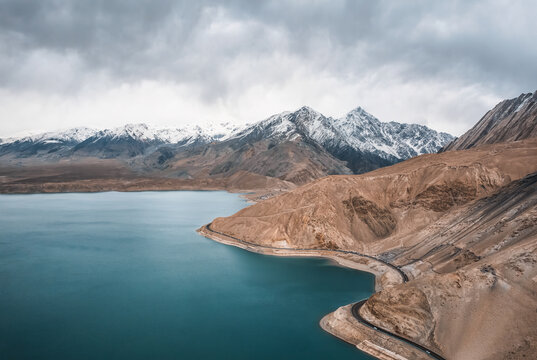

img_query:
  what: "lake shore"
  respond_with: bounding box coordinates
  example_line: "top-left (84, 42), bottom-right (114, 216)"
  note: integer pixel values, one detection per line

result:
top-left (197, 224), bottom-right (432, 360)
top-left (3, 191), bottom-right (380, 359)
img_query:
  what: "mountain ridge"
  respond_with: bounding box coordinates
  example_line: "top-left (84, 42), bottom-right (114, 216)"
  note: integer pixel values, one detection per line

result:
top-left (0, 106), bottom-right (453, 185)
top-left (1, 106), bottom-right (452, 159)
top-left (442, 90), bottom-right (537, 151)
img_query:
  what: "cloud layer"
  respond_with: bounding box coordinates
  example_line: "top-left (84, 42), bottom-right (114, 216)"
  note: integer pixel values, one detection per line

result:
top-left (0, 0), bottom-right (535, 137)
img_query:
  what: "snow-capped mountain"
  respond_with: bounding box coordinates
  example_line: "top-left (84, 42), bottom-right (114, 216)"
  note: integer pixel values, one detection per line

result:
top-left (0, 127), bottom-right (99, 157)
top-left (3, 127), bottom-right (98, 145)
top-left (71, 123), bottom-right (242, 158)
top-left (230, 106), bottom-right (453, 172)
top-left (0, 106), bottom-right (453, 179)
top-left (1, 122), bottom-right (240, 146)
top-left (83, 122), bottom-right (241, 145)
top-left (0, 122), bottom-right (241, 158)
top-left (335, 107), bottom-right (453, 160)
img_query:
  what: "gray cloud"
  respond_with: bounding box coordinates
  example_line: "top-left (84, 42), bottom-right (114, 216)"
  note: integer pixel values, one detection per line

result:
top-left (0, 0), bottom-right (535, 136)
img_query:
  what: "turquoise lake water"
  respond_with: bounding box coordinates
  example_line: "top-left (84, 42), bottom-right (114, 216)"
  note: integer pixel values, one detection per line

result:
top-left (0, 191), bottom-right (374, 359)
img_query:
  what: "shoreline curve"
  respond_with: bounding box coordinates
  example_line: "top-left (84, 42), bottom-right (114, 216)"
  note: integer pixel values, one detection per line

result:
top-left (198, 223), bottom-right (444, 360)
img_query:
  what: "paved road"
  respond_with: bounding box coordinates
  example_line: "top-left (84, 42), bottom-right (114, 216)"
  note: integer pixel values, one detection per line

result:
top-left (205, 223), bottom-right (408, 282)
top-left (352, 300), bottom-right (446, 360)
top-left (203, 223), bottom-right (444, 360)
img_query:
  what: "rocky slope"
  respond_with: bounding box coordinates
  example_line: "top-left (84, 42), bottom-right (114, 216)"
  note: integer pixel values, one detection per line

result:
top-left (210, 138), bottom-right (537, 251)
top-left (207, 140), bottom-right (537, 358)
top-left (206, 92), bottom-right (537, 359)
top-left (361, 172), bottom-right (537, 359)
top-left (442, 90), bottom-right (537, 151)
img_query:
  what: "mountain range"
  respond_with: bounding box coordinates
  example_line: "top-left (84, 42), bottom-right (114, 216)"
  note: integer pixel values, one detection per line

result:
top-left (0, 106), bottom-right (453, 187)
top-left (0, 122), bottom-right (240, 158)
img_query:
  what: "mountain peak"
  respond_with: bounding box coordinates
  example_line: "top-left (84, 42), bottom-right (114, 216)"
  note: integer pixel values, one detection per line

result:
top-left (297, 105), bottom-right (316, 112)
top-left (344, 106), bottom-right (381, 126)
top-left (122, 123), bottom-right (150, 131)
top-left (348, 106), bottom-right (366, 114)
top-left (346, 106), bottom-right (372, 117)
top-left (295, 106), bottom-right (322, 117)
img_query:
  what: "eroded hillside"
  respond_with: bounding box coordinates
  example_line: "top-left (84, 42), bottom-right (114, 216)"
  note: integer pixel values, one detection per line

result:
top-left (210, 138), bottom-right (537, 254)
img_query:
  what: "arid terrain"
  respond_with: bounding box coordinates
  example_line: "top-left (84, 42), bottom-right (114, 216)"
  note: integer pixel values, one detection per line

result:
top-left (0, 160), bottom-right (295, 201)
top-left (204, 91), bottom-right (537, 359)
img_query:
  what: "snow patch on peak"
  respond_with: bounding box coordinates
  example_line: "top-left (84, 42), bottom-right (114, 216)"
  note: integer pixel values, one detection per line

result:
top-left (85, 121), bottom-right (243, 145)
top-left (4, 127), bottom-right (98, 145)
top-left (3, 121), bottom-right (244, 148)
top-left (296, 105), bottom-right (320, 115)
top-left (235, 105), bottom-right (454, 161)
top-left (346, 106), bottom-right (369, 117)
top-left (514, 93), bottom-right (533, 113)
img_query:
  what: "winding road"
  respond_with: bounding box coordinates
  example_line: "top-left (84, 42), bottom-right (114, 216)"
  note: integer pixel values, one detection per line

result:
top-left (205, 223), bottom-right (408, 281)
top-left (203, 223), bottom-right (445, 360)
top-left (352, 300), bottom-right (446, 360)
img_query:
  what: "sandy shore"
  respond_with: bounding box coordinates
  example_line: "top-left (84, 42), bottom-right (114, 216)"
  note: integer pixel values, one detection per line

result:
top-left (197, 224), bottom-right (431, 360)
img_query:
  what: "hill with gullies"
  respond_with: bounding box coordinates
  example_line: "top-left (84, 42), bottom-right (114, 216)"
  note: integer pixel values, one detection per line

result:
top-left (207, 91), bottom-right (537, 359)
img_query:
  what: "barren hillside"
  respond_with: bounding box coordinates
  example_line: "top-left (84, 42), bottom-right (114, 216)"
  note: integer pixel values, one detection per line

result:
top-left (211, 138), bottom-right (537, 255)
top-left (207, 94), bottom-right (537, 359)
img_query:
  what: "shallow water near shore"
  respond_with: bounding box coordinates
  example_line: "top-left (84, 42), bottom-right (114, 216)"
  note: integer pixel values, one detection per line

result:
top-left (0, 191), bottom-right (374, 359)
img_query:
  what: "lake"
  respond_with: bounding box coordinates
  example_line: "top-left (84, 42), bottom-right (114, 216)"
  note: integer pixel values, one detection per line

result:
top-left (0, 191), bottom-right (374, 359)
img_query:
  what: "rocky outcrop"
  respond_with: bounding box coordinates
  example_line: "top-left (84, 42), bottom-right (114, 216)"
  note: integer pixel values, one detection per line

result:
top-left (343, 196), bottom-right (397, 237)
top-left (413, 181), bottom-right (477, 212)
top-left (360, 287), bottom-right (435, 344)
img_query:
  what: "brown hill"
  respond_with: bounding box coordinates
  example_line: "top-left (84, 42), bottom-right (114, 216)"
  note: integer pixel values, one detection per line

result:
top-left (153, 138), bottom-right (352, 185)
top-left (361, 171), bottom-right (537, 359)
top-left (210, 138), bottom-right (537, 253)
top-left (207, 136), bottom-right (537, 359)
top-left (442, 90), bottom-right (537, 151)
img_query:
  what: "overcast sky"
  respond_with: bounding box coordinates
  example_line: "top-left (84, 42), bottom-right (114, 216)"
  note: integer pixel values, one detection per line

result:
top-left (0, 0), bottom-right (535, 137)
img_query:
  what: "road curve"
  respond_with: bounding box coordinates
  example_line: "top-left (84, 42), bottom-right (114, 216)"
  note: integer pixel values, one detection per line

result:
top-left (352, 300), bottom-right (446, 360)
top-left (205, 223), bottom-right (408, 282)
top-left (203, 223), bottom-right (445, 360)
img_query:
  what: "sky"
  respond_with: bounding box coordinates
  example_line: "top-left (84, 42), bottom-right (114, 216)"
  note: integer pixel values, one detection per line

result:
top-left (0, 0), bottom-right (536, 138)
